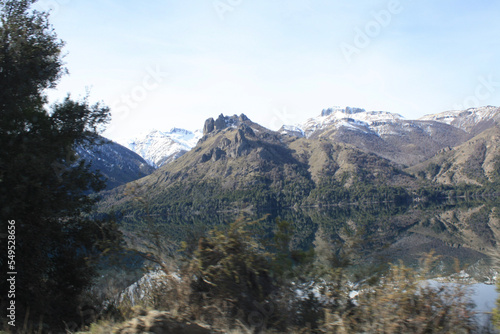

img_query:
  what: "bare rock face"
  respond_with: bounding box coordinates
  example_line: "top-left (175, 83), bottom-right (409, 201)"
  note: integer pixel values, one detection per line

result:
top-left (202, 113), bottom-right (250, 136)
top-left (203, 117), bottom-right (215, 135)
top-left (214, 114), bottom-right (227, 132)
top-left (115, 309), bottom-right (211, 334)
top-left (200, 124), bottom-right (254, 162)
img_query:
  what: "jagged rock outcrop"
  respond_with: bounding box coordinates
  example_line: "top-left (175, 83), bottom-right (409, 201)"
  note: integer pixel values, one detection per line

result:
top-left (203, 117), bottom-right (215, 135)
top-left (202, 113), bottom-right (250, 136)
top-left (200, 124), bottom-right (254, 162)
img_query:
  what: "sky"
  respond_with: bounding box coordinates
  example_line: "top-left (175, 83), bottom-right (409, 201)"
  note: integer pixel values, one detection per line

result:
top-left (35, 0), bottom-right (500, 141)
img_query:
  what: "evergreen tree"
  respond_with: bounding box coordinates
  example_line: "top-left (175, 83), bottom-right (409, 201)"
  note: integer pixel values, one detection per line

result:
top-left (0, 0), bottom-right (119, 330)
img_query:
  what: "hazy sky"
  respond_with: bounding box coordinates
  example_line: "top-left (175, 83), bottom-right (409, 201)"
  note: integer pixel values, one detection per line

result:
top-left (36, 0), bottom-right (500, 141)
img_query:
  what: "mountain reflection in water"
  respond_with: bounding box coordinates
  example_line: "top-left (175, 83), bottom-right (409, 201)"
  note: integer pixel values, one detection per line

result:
top-left (120, 197), bottom-right (500, 283)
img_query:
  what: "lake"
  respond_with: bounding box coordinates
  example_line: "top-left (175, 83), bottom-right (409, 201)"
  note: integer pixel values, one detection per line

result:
top-left (114, 196), bottom-right (500, 325)
top-left (120, 196), bottom-right (500, 282)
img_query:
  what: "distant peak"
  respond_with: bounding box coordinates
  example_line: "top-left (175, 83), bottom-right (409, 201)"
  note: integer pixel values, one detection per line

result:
top-left (321, 106), bottom-right (366, 117)
top-left (169, 127), bottom-right (191, 134)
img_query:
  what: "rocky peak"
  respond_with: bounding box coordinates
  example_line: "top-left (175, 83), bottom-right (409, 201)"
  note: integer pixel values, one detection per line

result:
top-left (203, 113), bottom-right (251, 135)
top-left (203, 117), bottom-right (215, 135)
top-left (214, 114), bottom-right (228, 131)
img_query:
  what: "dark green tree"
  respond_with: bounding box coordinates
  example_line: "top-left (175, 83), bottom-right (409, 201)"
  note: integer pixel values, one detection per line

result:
top-left (0, 0), bottom-right (120, 331)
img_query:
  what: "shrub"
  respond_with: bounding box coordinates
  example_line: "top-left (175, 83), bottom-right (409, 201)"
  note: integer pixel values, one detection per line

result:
top-left (100, 221), bottom-right (483, 334)
top-left (187, 219), bottom-right (276, 327)
top-left (322, 261), bottom-right (476, 333)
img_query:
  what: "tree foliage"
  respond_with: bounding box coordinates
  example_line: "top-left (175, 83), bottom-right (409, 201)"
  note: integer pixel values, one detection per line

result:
top-left (0, 0), bottom-right (119, 331)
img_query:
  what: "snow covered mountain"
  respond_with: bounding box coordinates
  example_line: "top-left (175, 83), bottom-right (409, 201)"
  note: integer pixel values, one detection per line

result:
top-left (280, 106), bottom-right (413, 138)
top-left (119, 128), bottom-right (203, 168)
top-left (110, 106), bottom-right (499, 173)
top-left (295, 106), bottom-right (405, 138)
top-left (281, 105), bottom-right (499, 139)
top-left (280, 105), bottom-right (499, 166)
top-left (419, 106), bottom-right (500, 135)
top-left (280, 106), bottom-right (469, 166)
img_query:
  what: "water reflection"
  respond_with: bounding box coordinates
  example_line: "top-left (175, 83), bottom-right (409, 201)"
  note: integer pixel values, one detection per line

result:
top-left (120, 197), bottom-right (500, 283)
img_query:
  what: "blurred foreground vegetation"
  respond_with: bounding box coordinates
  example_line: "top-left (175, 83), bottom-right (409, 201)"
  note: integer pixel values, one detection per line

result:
top-left (66, 218), bottom-right (498, 334)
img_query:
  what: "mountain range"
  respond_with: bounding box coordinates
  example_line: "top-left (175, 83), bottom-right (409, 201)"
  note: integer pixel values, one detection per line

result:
top-left (81, 106), bottom-right (499, 201)
top-left (279, 106), bottom-right (499, 167)
top-left (96, 106), bottom-right (500, 216)
top-left (75, 129), bottom-right (202, 189)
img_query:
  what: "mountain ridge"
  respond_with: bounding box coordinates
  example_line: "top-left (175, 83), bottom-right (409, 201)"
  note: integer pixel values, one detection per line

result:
top-left (282, 105), bottom-right (499, 138)
top-left (96, 106), bottom-right (499, 213)
top-left (407, 125), bottom-right (500, 186)
top-left (280, 106), bottom-right (499, 166)
top-left (110, 106), bottom-right (499, 170)
top-left (419, 106), bottom-right (500, 135)
top-left (98, 113), bottom-right (424, 215)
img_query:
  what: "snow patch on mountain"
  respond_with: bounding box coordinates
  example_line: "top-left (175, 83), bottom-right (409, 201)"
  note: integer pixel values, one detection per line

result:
top-left (282, 106), bottom-right (405, 138)
top-left (119, 128), bottom-right (203, 168)
top-left (282, 105), bottom-right (499, 140)
top-left (280, 124), bottom-right (305, 136)
top-left (419, 106), bottom-right (499, 132)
